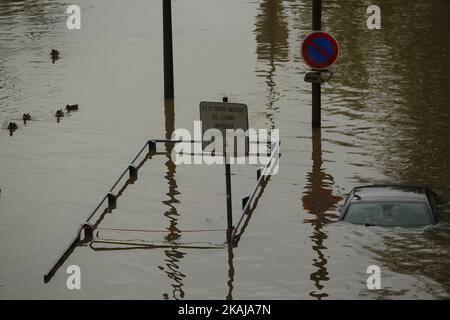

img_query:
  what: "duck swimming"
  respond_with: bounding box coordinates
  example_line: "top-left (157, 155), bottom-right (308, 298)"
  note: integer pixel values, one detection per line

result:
top-left (22, 113), bottom-right (31, 124)
top-left (55, 109), bottom-right (64, 123)
top-left (51, 49), bottom-right (59, 63)
top-left (7, 122), bottom-right (18, 130)
top-left (7, 122), bottom-right (18, 136)
top-left (65, 104), bottom-right (79, 112)
top-left (55, 109), bottom-right (64, 117)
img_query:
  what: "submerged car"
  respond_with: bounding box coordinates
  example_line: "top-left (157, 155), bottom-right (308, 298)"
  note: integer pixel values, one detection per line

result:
top-left (339, 185), bottom-right (439, 227)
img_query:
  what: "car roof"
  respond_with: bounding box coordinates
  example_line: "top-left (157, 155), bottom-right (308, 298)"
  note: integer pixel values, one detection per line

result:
top-left (349, 185), bottom-right (430, 203)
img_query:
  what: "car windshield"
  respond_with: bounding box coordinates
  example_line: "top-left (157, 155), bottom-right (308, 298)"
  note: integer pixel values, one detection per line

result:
top-left (344, 202), bottom-right (432, 227)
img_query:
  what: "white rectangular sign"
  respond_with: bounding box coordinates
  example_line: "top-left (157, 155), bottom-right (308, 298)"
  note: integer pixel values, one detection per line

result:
top-left (199, 101), bottom-right (249, 133)
top-left (199, 101), bottom-right (249, 155)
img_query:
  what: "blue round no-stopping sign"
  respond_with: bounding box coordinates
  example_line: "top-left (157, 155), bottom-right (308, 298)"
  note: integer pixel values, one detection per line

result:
top-left (301, 31), bottom-right (340, 70)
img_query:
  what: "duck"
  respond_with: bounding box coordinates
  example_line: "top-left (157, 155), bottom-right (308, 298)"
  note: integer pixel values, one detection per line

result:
top-left (65, 104), bottom-right (79, 112)
top-left (51, 49), bottom-right (59, 63)
top-left (22, 113), bottom-right (31, 124)
top-left (55, 109), bottom-right (64, 118)
top-left (7, 122), bottom-right (18, 131)
top-left (7, 122), bottom-right (18, 136)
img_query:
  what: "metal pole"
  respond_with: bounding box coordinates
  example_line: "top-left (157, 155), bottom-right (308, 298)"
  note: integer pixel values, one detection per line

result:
top-left (225, 161), bottom-right (233, 242)
top-left (313, 0), bottom-right (321, 30)
top-left (312, 83), bottom-right (321, 127)
top-left (163, 0), bottom-right (174, 99)
top-left (222, 97), bottom-right (233, 243)
top-left (312, 0), bottom-right (322, 128)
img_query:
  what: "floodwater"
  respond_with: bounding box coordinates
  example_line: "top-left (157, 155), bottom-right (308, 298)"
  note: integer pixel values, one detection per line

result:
top-left (1, 0), bottom-right (450, 299)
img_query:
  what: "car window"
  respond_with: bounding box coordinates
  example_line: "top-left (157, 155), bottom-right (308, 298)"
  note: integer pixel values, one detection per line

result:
top-left (344, 202), bottom-right (432, 227)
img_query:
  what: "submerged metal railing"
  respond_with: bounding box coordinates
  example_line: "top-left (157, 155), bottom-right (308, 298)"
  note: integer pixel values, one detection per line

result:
top-left (43, 138), bottom-right (280, 283)
top-left (233, 139), bottom-right (280, 240)
top-left (44, 140), bottom-right (155, 283)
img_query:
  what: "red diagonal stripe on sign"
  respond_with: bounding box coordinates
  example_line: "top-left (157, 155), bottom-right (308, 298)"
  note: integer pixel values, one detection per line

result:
top-left (308, 39), bottom-right (333, 60)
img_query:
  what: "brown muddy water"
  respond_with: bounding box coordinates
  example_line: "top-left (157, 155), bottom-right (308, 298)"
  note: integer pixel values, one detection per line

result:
top-left (1, 0), bottom-right (450, 299)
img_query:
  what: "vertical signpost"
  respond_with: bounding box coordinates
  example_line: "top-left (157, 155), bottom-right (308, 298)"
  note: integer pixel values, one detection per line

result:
top-left (312, 0), bottom-right (322, 128)
top-left (222, 97), bottom-right (233, 243)
top-left (302, 0), bottom-right (340, 128)
top-left (199, 98), bottom-right (249, 243)
top-left (163, 0), bottom-right (174, 99)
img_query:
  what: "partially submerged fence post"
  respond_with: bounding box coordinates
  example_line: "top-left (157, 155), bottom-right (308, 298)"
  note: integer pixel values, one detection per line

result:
top-left (82, 223), bottom-right (94, 240)
top-left (148, 140), bottom-right (157, 153)
top-left (128, 164), bottom-right (138, 180)
top-left (107, 192), bottom-right (117, 208)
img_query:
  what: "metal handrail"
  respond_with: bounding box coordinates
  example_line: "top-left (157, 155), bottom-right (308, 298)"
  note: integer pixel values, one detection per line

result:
top-left (44, 140), bottom-right (152, 283)
top-left (43, 138), bottom-right (280, 283)
top-left (233, 139), bottom-right (280, 236)
top-left (85, 141), bottom-right (150, 223)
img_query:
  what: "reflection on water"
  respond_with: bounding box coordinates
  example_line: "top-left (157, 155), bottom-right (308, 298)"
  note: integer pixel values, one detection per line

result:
top-left (302, 128), bottom-right (341, 299)
top-left (255, 0), bottom-right (288, 63)
top-left (323, 0), bottom-right (450, 191)
top-left (161, 248), bottom-right (186, 300)
top-left (162, 100), bottom-right (181, 242)
top-left (252, 0), bottom-right (450, 298)
top-left (320, 0), bottom-right (450, 294)
top-left (226, 244), bottom-right (235, 300)
top-left (255, 0), bottom-right (288, 129)
top-left (0, 0), bottom-right (66, 115)
top-left (160, 100), bottom-right (186, 300)
top-left (369, 225), bottom-right (450, 297)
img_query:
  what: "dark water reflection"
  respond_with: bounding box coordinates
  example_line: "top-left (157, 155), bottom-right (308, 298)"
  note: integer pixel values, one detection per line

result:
top-left (257, 0), bottom-right (450, 298)
top-left (321, 0), bottom-right (450, 191)
top-left (367, 226), bottom-right (450, 298)
top-left (226, 244), bottom-right (235, 300)
top-left (161, 100), bottom-right (186, 300)
top-left (322, 1), bottom-right (450, 295)
top-left (255, 0), bottom-right (289, 128)
top-left (0, 0), bottom-right (66, 112)
top-left (302, 128), bottom-right (341, 299)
